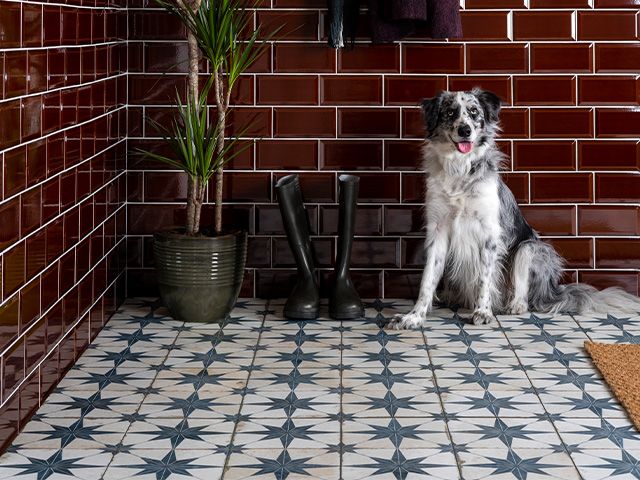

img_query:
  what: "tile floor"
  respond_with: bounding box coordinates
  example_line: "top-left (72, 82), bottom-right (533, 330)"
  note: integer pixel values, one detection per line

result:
top-left (2, 298), bottom-right (640, 479)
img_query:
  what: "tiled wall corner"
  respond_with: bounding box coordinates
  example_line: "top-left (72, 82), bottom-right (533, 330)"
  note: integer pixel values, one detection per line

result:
top-left (0, 0), bottom-right (128, 451)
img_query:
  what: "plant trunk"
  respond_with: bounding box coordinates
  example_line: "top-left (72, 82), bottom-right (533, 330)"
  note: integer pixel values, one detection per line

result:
top-left (193, 180), bottom-right (206, 235)
top-left (186, 175), bottom-right (198, 235)
top-left (213, 71), bottom-right (230, 236)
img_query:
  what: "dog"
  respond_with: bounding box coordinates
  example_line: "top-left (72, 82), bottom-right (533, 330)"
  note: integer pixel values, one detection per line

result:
top-left (389, 89), bottom-right (640, 329)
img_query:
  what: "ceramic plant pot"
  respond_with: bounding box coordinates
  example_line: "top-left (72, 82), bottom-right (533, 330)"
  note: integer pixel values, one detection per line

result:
top-left (153, 229), bottom-right (247, 323)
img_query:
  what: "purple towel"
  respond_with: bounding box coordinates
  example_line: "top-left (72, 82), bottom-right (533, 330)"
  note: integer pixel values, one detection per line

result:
top-left (369, 0), bottom-right (462, 43)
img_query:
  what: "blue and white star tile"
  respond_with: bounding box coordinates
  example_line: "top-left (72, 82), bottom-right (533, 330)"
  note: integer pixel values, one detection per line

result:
top-left (458, 449), bottom-right (581, 480)
top-left (526, 368), bottom-right (608, 397)
top-left (341, 447), bottom-right (459, 480)
top-left (119, 417), bottom-right (235, 450)
top-left (240, 387), bottom-right (340, 419)
top-left (496, 313), bottom-right (580, 332)
top-left (11, 417), bottom-right (130, 451)
top-left (426, 328), bottom-right (510, 351)
top-left (440, 390), bottom-right (545, 418)
top-left (56, 366), bottom-right (157, 393)
top-left (447, 417), bottom-right (563, 451)
top-left (342, 389), bottom-right (442, 418)
top-left (570, 449), bottom-right (640, 480)
top-left (538, 390), bottom-right (626, 420)
top-left (342, 417), bottom-right (450, 450)
top-left (151, 366), bottom-right (249, 393)
top-left (225, 448), bottom-right (340, 480)
top-left (35, 390), bottom-right (145, 420)
top-left (102, 449), bottom-right (226, 480)
top-left (342, 365), bottom-right (435, 391)
top-left (553, 416), bottom-right (640, 451)
top-left (247, 368), bottom-right (340, 393)
top-left (429, 346), bottom-right (521, 370)
top-left (0, 449), bottom-right (113, 480)
top-left (434, 367), bottom-right (533, 393)
top-left (232, 417), bottom-right (340, 450)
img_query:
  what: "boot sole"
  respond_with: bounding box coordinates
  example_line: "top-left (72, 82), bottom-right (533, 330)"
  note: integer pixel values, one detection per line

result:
top-left (284, 309), bottom-right (319, 320)
top-left (329, 309), bottom-right (365, 320)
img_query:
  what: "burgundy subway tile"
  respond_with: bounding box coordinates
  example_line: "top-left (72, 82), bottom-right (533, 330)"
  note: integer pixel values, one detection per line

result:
top-left (596, 239), bottom-right (640, 268)
top-left (579, 206), bottom-right (640, 235)
top-left (531, 44), bottom-right (593, 73)
top-left (513, 11), bottom-right (574, 40)
top-left (274, 108), bottom-right (334, 138)
top-left (531, 0), bottom-right (590, 5)
top-left (0, 295), bottom-right (19, 353)
top-left (596, 108), bottom-right (640, 138)
top-left (25, 318), bottom-right (46, 374)
top-left (531, 108), bottom-right (594, 138)
top-left (321, 75), bottom-right (382, 106)
top-left (578, 11), bottom-right (638, 40)
top-left (320, 205), bottom-right (383, 236)
top-left (320, 141), bottom-right (383, 170)
top-left (257, 11), bottom-right (319, 41)
top-left (47, 49), bottom-right (66, 90)
top-left (383, 271), bottom-right (422, 298)
top-left (579, 77), bottom-right (639, 106)
top-left (466, 0), bottom-right (526, 6)
top-left (513, 141), bottom-right (576, 171)
top-left (596, 173), bottom-right (640, 203)
top-left (27, 51), bottom-right (47, 95)
top-left (339, 45), bottom-right (400, 73)
top-left (4, 51), bottom-right (27, 98)
top-left (21, 188), bottom-right (42, 237)
top-left (41, 263), bottom-right (59, 313)
top-left (546, 238), bottom-right (593, 268)
top-left (449, 76), bottom-right (512, 104)
top-left (25, 230), bottom-right (46, 280)
top-left (531, 173), bottom-right (593, 203)
top-left (0, 100), bottom-right (21, 150)
top-left (384, 205), bottom-right (424, 236)
top-left (514, 76), bottom-right (576, 106)
top-left (274, 172), bottom-right (335, 203)
top-left (61, 8), bottom-right (78, 44)
top-left (403, 45), bottom-right (464, 74)
top-left (256, 270), bottom-right (302, 298)
top-left (595, 44), bottom-right (640, 73)
top-left (222, 172), bottom-right (271, 203)
top-left (402, 173), bottom-right (424, 203)
top-left (3, 146), bottom-right (26, 198)
top-left (0, 2), bottom-right (21, 48)
top-left (520, 205), bottom-right (577, 235)
top-left (21, 96), bottom-right (43, 143)
top-left (401, 238), bottom-right (426, 268)
top-left (274, 43), bottom-right (335, 73)
top-left (45, 219), bottom-right (64, 263)
top-left (502, 173), bottom-right (529, 203)
top-left (129, 10), bottom-right (186, 41)
top-left (63, 207), bottom-right (80, 251)
top-left (595, 0), bottom-right (640, 5)
top-left (354, 172), bottom-right (400, 203)
top-left (500, 108), bottom-right (529, 138)
top-left (350, 238), bottom-right (400, 268)
top-left (459, 11), bottom-right (510, 40)
top-left (256, 140), bottom-right (318, 170)
top-left (3, 338), bottom-right (24, 399)
top-left (466, 44), bottom-right (528, 74)
top-left (144, 172), bottom-right (188, 202)
top-left (258, 75), bottom-right (318, 105)
top-left (225, 107), bottom-right (271, 137)
top-left (246, 237), bottom-right (271, 269)
top-left (579, 271), bottom-right (638, 296)
top-left (256, 205), bottom-right (318, 235)
top-left (402, 108), bottom-right (426, 139)
top-left (385, 76), bottom-right (446, 106)
top-left (338, 108), bottom-right (400, 138)
top-left (0, 198), bottom-right (20, 250)
top-left (26, 140), bottom-right (47, 188)
top-left (578, 141), bottom-right (639, 170)
top-left (385, 141), bottom-right (423, 171)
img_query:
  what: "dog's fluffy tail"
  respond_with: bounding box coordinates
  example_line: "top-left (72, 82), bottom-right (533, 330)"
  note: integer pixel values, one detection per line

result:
top-left (541, 283), bottom-right (640, 315)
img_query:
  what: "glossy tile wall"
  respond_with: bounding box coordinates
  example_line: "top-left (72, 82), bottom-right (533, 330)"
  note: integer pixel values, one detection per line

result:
top-left (0, 0), bottom-right (128, 451)
top-left (127, 0), bottom-right (640, 299)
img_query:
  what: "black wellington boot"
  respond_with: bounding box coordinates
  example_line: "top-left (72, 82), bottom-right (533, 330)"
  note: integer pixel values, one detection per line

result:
top-left (329, 174), bottom-right (364, 319)
top-left (275, 175), bottom-right (320, 319)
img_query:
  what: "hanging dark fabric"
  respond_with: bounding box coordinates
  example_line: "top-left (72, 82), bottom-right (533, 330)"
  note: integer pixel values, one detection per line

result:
top-left (327, 0), bottom-right (462, 47)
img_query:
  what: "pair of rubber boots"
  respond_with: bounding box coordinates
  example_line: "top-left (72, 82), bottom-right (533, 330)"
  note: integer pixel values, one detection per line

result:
top-left (275, 174), bottom-right (364, 320)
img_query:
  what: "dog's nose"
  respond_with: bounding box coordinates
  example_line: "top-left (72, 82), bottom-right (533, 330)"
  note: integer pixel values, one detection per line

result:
top-left (457, 124), bottom-right (471, 138)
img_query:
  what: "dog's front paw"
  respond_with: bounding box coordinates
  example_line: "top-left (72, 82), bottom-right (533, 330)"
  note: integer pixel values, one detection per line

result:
top-left (507, 300), bottom-right (528, 315)
top-left (471, 310), bottom-right (496, 326)
top-left (387, 311), bottom-right (425, 330)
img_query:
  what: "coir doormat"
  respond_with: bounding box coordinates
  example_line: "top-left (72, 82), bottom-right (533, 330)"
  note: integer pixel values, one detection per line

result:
top-left (585, 341), bottom-right (640, 431)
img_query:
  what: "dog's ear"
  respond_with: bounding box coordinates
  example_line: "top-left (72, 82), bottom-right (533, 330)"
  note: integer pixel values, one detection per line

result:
top-left (474, 89), bottom-right (501, 124)
top-left (420, 94), bottom-right (442, 137)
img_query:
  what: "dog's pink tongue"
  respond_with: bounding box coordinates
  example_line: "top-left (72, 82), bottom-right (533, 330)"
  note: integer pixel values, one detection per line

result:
top-left (457, 141), bottom-right (473, 154)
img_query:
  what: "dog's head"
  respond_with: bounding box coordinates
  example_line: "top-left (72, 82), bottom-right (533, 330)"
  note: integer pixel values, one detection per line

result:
top-left (421, 89), bottom-right (501, 155)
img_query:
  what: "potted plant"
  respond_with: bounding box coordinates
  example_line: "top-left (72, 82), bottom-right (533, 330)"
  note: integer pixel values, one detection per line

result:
top-left (139, 0), bottom-right (267, 322)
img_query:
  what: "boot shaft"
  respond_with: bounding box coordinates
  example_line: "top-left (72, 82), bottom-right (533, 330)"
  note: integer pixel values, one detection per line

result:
top-left (335, 174), bottom-right (359, 278)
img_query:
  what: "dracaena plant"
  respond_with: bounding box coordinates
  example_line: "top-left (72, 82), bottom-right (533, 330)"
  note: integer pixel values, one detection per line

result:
top-left (141, 0), bottom-right (269, 236)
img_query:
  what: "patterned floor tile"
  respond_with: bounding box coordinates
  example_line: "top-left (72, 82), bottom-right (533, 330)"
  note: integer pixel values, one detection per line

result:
top-left (458, 450), bottom-right (580, 479)
top-left (1, 297), bottom-right (636, 480)
top-left (0, 449), bottom-right (112, 480)
top-left (103, 449), bottom-right (226, 480)
top-left (342, 448), bottom-right (459, 480)
top-left (447, 417), bottom-right (563, 450)
top-left (570, 449), bottom-right (640, 479)
top-left (225, 449), bottom-right (339, 479)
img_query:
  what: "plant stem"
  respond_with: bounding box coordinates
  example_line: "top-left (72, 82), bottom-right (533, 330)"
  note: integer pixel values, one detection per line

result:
top-left (213, 69), bottom-right (228, 235)
top-left (186, 175), bottom-right (197, 235)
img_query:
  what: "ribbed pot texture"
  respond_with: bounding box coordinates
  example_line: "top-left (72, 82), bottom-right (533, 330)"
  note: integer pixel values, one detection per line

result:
top-left (153, 230), bottom-right (247, 323)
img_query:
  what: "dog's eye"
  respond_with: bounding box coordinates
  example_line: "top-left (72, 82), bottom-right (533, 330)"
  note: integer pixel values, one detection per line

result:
top-left (470, 108), bottom-right (478, 116)
top-left (446, 110), bottom-right (455, 117)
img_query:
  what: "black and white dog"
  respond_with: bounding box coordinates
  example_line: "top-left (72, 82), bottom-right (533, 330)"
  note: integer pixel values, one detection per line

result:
top-left (390, 89), bottom-right (640, 329)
